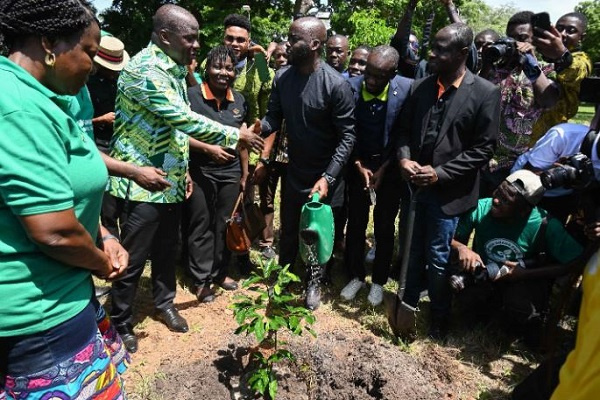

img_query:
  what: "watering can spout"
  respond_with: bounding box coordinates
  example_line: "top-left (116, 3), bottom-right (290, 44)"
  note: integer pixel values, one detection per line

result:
top-left (298, 193), bottom-right (334, 265)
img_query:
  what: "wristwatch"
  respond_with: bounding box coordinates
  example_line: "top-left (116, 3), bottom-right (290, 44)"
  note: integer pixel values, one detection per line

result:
top-left (258, 157), bottom-right (270, 167)
top-left (553, 50), bottom-right (573, 73)
top-left (321, 172), bottom-right (336, 186)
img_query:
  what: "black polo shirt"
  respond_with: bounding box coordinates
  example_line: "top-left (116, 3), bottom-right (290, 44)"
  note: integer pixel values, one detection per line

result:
top-left (187, 83), bottom-right (247, 181)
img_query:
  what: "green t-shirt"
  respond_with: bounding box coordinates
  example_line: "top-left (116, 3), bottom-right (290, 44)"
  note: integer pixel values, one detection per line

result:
top-left (455, 198), bottom-right (583, 266)
top-left (0, 57), bottom-right (108, 336)
top-left (67, 85), bottom-right (95, 139)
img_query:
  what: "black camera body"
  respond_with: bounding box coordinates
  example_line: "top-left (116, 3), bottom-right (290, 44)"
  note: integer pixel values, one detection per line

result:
top-left (540, 153), bottom-right (597, 191)
top-left (483, 37), bottom-right (523, 66)
top-left (450, 262), bottom-right (507, 292)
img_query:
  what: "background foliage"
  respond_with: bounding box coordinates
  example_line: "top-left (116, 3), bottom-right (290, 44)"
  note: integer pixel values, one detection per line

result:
top-left (100, 0), bottom-right (597, 66)
top-left (575, 0), bottom-right (600, 63)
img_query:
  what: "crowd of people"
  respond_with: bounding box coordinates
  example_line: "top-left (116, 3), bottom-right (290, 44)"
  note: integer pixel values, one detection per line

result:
top-left (1, 0), bottom-right (599, 399)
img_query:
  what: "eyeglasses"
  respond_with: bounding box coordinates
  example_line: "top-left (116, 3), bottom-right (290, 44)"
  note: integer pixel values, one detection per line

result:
top-left (225, 35), bottom-right (248, 44)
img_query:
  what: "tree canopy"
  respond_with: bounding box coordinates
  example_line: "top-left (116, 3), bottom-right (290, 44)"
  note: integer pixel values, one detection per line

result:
top-left (576, 0), bottom-right (600, 62)
top-left (100, 0), bottom-right (598, 66)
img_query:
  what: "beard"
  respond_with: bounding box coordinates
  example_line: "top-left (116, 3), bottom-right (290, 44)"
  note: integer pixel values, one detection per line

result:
top-left (287, 42), bottom-right (311, 66)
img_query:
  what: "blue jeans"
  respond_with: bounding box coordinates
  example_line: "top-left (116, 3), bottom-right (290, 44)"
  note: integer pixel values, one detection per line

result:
top-left (402, 199), bottom-right (459, 320)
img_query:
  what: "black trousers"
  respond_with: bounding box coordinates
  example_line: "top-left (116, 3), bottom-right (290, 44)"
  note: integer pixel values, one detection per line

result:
top-left (110, 199), bottom-right (181, 326)
top-left (343, 164), bottom-right (402, 285)
top-left (100, 192), bottom-right (124, 238)
top-left (182, 170), bottom-right (239, 287)
top-left (279, 173), bottom-right (344, 268)
top-left (258, 162), bottom-right (287, 248)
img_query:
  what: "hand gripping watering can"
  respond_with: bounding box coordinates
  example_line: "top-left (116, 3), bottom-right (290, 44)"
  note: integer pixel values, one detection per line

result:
top-left (299, 193), bottom-right (335, 266)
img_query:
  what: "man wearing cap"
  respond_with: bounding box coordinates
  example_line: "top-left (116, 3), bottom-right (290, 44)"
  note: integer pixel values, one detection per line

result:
top-left (451, 169), bottom-right (583, 347)
top-left (89, 34), bottom-right (129, 154)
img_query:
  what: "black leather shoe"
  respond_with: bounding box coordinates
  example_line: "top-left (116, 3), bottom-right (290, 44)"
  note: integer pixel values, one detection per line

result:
top-left (156, 306), bottom-right (189, 333)
top-left (116, 323), bottom-right (138, 353)
top-left (218, 276), bottom-right (239, 291)
top-left (196, 285), bottom-right (216, 303)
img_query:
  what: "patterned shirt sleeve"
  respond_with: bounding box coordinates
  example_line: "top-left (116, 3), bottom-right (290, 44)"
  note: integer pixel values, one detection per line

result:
top-left (530, 51), bottom-right (592, 143)
top-left (126, 66), bottom-right (240, 148)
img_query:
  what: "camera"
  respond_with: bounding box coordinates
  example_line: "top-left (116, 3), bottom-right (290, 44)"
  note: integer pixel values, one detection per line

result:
top-left (483, 37), bottom-right (523, 66)
top-left (449, 262), bottom-right (508, 292)
top-left (540, 153), bottom-right (597, 190)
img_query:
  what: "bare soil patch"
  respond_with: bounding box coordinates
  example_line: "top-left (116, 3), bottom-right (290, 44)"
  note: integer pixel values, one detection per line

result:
top-left (102, 266), bottom-right (540, 400)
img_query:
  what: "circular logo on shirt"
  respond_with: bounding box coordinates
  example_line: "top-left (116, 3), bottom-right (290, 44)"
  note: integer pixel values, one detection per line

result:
top-left (484, 238), bottom-right (523, 263)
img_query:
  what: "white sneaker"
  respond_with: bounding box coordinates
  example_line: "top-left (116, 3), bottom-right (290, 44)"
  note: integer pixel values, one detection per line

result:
top-left (340, 278), bottom-right (366, 301)
top-left (367, 283), bottom-right (384, 306)
top-left (365, 244), bottom-right (376, 263)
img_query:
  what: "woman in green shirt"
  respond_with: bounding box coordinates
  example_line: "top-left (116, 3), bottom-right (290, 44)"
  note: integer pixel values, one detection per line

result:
top-left (0, 1), bottom-right (128, 398)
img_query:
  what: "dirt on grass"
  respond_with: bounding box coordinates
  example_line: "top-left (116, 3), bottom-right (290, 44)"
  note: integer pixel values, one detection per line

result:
top-left (102, 264), bottom-right (541, 400)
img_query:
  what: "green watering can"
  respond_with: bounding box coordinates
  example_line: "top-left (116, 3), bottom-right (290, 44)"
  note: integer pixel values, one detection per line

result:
top-left (299, 193), bottom-right (335, 266)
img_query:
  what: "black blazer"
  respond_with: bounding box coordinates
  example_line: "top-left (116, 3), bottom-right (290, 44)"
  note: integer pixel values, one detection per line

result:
top-left (396, 69), bottom-right (500, 216)
top-left (348, 74), bottom-right (413, 163)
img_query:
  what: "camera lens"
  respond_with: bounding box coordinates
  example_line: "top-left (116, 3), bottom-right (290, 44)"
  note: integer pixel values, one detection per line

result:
top-left (484, 44), bottom-right (506, 62)
top-left (540, 166), bottom-right (570, 189)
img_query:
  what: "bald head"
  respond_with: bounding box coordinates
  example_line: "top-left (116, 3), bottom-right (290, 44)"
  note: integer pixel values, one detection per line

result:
top-left (153, 4), bottom-right (198, 34)
top-left (151, 4), bottom-right (200, 66)
top-left (326, 34), bottom-right (349, 72)
top-left (292, 17), bottom-right (327, 44)
top-left (287, 17), bottom-right (327, 69)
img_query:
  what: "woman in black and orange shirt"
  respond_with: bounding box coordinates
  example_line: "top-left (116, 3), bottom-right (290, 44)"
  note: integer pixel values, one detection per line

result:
top-left (183, 45), bottom-right (248, 302)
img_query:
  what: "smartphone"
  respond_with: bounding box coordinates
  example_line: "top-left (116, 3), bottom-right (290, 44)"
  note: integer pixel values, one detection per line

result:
top-left (532, 12), bottom-right (552, 36)
top-left (254, 52), bottom-right (270, 83)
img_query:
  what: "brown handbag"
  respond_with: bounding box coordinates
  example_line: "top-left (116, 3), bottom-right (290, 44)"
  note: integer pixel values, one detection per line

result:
top-left (226, 192), bottom-right (252, 254)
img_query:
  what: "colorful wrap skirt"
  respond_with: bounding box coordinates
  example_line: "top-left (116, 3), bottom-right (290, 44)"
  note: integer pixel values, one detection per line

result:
top-left (0, 299), bottom-right (130, 400)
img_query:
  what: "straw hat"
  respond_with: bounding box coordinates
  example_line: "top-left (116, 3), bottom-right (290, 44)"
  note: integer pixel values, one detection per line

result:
top-left (94, 36), bottom-right (129, 71)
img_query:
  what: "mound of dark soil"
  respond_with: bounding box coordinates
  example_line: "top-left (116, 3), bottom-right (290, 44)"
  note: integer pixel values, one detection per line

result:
top-left (152, 329), bottom-right (473, 399)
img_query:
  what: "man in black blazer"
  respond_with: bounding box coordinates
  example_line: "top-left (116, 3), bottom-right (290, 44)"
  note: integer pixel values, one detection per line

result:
top-left (341, 46), bottom-right (413, 306)
top-left (396, 23), bottom-right (500, 339)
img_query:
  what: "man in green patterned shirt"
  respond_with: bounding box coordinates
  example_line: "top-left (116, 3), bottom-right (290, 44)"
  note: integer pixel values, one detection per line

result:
top-left (108, 4), bottom-right (263, 353)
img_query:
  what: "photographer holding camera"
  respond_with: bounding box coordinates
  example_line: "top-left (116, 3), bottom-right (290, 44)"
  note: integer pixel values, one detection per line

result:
top-left (479, 12), bottom-right (560, 196)
top-left (512, 78), bottom-right (600, 229)
top-left (451, 170), bottom-right (583, 348)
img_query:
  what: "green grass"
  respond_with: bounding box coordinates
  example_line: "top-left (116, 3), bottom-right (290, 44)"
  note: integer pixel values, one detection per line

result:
top-left (571, 102), bottom-right (595, 124)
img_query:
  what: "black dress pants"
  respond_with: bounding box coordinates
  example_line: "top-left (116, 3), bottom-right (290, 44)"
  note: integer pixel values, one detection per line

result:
top-left (279, 173), bottom-right (344, 268)
top-left (110, 199), bottom-right (181, 326)
top-left (182, 170), bottom-right (239, 287)
top-left (258, 162), bottom-right (287, 248)
top-left (343, 164), bottom-right (402, 285)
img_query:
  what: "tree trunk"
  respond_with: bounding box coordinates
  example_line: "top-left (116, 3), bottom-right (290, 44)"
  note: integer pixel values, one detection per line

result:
top-left (293, 0), bottom-right (315, 16)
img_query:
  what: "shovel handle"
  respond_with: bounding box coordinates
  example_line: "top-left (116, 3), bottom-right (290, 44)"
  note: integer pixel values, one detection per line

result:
top-left (396, 185), bottom-right (421, 300)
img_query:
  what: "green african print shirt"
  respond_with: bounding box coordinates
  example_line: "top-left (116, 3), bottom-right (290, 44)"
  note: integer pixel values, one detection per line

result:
top-left (108, 43), bottom-right (240, 203)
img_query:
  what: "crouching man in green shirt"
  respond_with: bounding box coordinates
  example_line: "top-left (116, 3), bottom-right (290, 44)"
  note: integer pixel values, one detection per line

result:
top-left (451, 170), bottom-right (583, 349)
